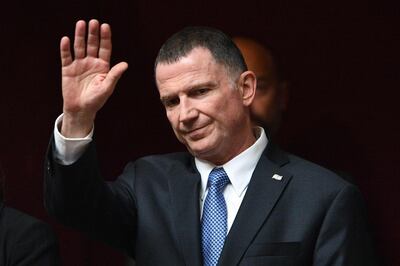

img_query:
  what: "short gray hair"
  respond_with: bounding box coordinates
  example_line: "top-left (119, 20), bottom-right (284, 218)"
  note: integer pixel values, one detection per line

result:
top-left (155, 26), bottom-right (247, 81)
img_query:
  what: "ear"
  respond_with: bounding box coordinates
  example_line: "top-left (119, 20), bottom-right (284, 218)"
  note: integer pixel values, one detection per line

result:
top-left (238, 70), bottom-right (257, 106)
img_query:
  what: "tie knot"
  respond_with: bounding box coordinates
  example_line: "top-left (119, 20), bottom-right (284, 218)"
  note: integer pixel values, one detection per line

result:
top-left (208, 167), bottom-right (229, 189)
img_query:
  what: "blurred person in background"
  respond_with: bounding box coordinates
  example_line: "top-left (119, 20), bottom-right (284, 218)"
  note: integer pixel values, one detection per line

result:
top-left (233, 37), bottom-right (289, 138)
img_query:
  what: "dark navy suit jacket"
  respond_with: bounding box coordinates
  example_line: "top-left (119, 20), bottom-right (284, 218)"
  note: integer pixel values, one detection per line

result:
top-left (0, 203), bottom-right (60, 266)
top-left (44, 138), bottom-right (376, 265)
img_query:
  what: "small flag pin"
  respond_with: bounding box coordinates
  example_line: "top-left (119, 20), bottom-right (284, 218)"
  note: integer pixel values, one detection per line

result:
top-left (272, 174), bottom-right (283, 181)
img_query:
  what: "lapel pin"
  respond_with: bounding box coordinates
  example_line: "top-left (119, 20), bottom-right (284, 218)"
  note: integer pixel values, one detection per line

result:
top-left (272, 174), bottom-right (283, 181)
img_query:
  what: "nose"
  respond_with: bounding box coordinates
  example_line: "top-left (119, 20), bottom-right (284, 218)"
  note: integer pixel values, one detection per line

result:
top-left (179, 98), bottom-right (198, 123)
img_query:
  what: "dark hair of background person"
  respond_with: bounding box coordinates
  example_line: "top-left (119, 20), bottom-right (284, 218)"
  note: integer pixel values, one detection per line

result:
top-left (259, 43), bottom-right (287, 84)
top-left (232, 36), bottom-right (290, 139)
top-left (235, 37), bottom-right (288, 83)
top-left (155, 26), bottom-right (248, 79)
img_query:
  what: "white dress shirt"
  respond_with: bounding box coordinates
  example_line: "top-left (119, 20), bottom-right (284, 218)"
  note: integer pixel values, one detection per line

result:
top-left (53, 114), bottom-right (94, 165)
top-left (53, 114), bottom-right (268, 231)
top-left (195, 127), bottom-right (267, 232)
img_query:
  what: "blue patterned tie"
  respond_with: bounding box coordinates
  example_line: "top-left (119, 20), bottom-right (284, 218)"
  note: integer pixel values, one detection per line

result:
top-left (201, 167), bottom-right (230, 266)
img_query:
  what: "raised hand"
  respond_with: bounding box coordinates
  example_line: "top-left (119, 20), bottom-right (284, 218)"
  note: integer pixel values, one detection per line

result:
top-left (60, 19), bottom-right (128, 137)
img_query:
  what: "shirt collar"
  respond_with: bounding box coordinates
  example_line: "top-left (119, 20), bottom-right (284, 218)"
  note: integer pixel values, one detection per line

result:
top-left (195, 127), bottom-right (268, 197)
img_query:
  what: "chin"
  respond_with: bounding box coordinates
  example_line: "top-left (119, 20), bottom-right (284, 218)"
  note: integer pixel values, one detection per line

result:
top-left (187, 142), bottom-right (221, 163)
top-left (187, 146), bottom-right (211, 159)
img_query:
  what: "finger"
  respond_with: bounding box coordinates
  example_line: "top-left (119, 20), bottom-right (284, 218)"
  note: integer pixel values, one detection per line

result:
top-left (60, 36), bottom-right (72, 66)
top-left (98, 23), bottom-right (112, 62)
top-left (73, 20), bottom-right (86, 59)
top-left (86, 19), bottom-right (100, 57)
top-left (103, 62), bottom-right (128, 93)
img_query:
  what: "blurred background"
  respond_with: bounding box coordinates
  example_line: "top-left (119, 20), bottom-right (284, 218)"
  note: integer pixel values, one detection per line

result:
top-left (0, 0), bottom-right (398, 265)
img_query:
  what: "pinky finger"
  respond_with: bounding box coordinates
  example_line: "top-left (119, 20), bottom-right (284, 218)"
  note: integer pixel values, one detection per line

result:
top-left (60, 36), bottom-right (73, 67)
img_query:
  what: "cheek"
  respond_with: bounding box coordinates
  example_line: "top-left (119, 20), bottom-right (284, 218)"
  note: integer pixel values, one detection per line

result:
top-left (250, 102), bottom-right (262, 114)
top-left (166, 111), bottom-right (178, 129)
top-left (255, 93), bottom-right (273, 108)
top-left (219, 98), bottom-right (246, 126)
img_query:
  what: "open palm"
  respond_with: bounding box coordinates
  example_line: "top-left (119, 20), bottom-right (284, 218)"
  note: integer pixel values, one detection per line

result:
top-left (60, 20), bottom-right (127, 137)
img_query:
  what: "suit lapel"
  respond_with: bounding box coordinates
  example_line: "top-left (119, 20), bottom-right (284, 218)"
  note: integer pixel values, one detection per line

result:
top-left (169, 158), bottom-right (203, 266)
top-left (219, 143), bottom-right (293, 265)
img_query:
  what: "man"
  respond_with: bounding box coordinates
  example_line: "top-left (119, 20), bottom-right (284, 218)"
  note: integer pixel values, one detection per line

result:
top-left (234, 37), bottom-right (356, 184)
top-left (45, 19), bottom-right (376, 265)
top-left (233, 37), bottom-right (288, 137)
top-left (0, 165), bottom-right (60, 265)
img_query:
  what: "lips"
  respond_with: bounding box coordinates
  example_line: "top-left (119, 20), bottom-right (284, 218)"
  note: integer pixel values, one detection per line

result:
top-left (182, 124), bottom-right (210, 140)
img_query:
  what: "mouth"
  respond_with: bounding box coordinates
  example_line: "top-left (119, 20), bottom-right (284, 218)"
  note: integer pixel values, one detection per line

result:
top-left (182, 124), bottom-right (211, 140)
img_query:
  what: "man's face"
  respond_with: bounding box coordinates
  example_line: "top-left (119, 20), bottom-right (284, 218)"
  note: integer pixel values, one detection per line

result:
top-left (234, 38), bottom-right (287, 136)
top-left (156, 48), bottom-right (253, 164)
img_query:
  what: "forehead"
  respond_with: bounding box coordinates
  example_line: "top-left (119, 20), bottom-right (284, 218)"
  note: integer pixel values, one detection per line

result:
top-left (155, 48), bottom-right (227, 92)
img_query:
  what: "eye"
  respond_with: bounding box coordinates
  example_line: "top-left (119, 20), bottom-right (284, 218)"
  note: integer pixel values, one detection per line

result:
top-left (192, 88), bottom-right (209, 96)
top-left (163, 97), bottom-right (180, 108)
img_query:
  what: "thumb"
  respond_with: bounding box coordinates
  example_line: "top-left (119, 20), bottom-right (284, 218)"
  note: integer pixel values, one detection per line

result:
top-left (104, 62), bottom-right (129, 92)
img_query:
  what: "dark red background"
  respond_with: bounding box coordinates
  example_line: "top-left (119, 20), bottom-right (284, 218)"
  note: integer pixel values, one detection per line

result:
top-left (0, 1), bottom-right (398, 265)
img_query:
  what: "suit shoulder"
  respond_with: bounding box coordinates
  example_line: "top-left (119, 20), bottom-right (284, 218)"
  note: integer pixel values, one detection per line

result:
top-left (0, 206), bottom-right (57, 243)
top-left (0, 206), bottom-right (58, 253)
top-left (129, 152), bottom-right (195, 172)
top-left (2, 206), bottom-right (44, 228)
top-left (278, 154), bottom-right (367, 216)
top-left (116, 152), bottom-right (196, 185)
top-left (285, 153), bottom-right (353, 191)
top-left (0, 205), bottom-right (60, 265)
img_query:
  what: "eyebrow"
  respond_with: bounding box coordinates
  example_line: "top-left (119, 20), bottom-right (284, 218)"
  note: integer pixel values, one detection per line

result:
top-left (188, 81), bottom-right (218, 91)
top-left (159, 81), bottom-right (218, 102)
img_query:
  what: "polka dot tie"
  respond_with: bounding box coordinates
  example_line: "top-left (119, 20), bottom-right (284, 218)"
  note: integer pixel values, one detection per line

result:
top-left (201, 167), bottom-right (230, 266)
